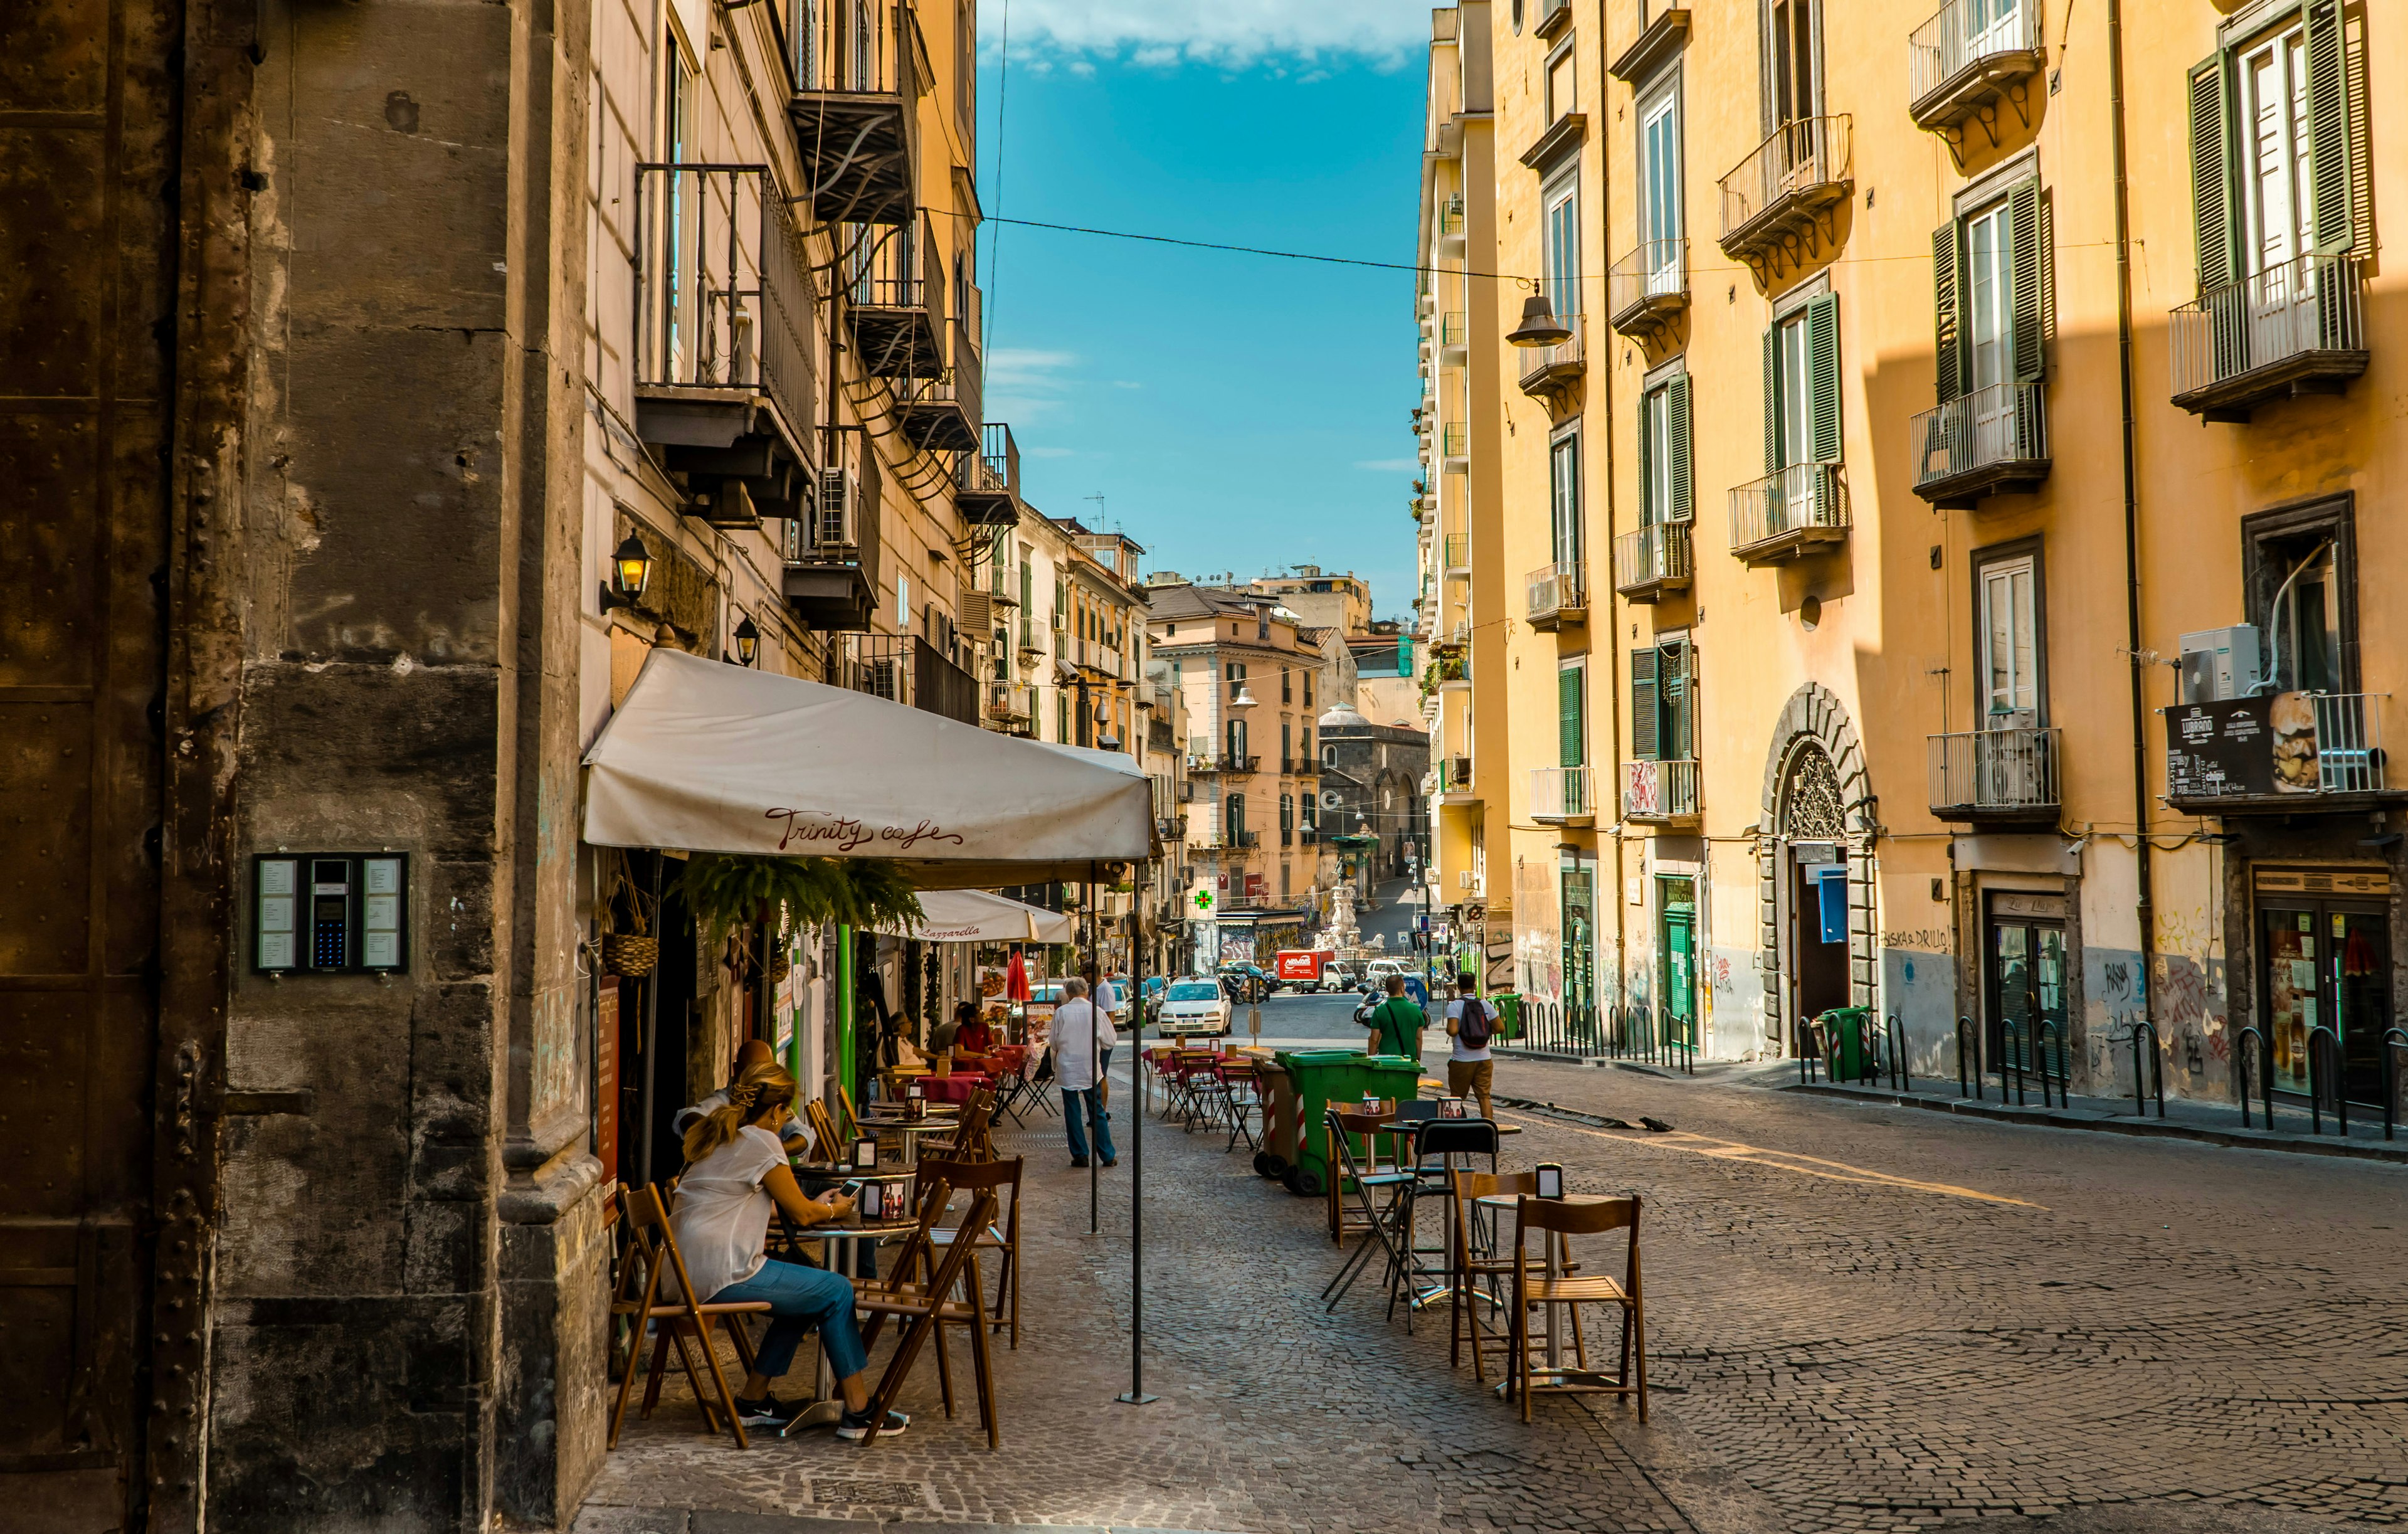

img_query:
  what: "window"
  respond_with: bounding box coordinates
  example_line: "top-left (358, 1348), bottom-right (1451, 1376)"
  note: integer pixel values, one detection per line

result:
top-left (1640, 83), bottom-right (1682, 282)
top-left (1766, 0), bottom-right (1823, 129)
top-left (2244, 497), bottom-right (2357, 695)
top-left (1227, 793), bottom-right (1247, 840)
top-left (1543, 174), bottom-right (1580, 319)
top-left (1637, 373), bottom-right (1692, 526)
top-left (1763, 294), bottom-right (1840, 472)
top-left (1225, 719), bottom-right (1248, 764)
top-left (1323, 743), bottom-right (1338, 767)
top-left (1282, 667), bottom-right (1293, 704)
top-left (956, 0), bottom-right (976, 154)
top-left (1226, 662), bottom-right (1247, 701)
top-left (1301, 723), bottom-right (1312, 758)
top-left (1546, 43), bottom-right (1578, 125)
top-left (1280, 794), bottom-right (1294, 845)
top-left (1303, 672), bottom-right (1313, 707)
top-left (2189, 1), bottom-right (2357, 294)
top-left (1548, 429), bottom-right (1582, 568)
top-left (1558, 662), bottom-right (1586, 769)
top-left (1629, 638), bottom-right (1694, 762)
top-left (1933, 181), bottom-right (2046, 405)
top-left (1976, 550), bottom-right (2042, 726)
top-left (1281, 720), bottom-right (1292, 766)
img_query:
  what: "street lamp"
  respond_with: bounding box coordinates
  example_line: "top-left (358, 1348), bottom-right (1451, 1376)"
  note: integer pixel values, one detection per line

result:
top-left (599, 532), bottom-right (654, 613)
top-left (1506, 292), bottom-right (1571, 348)
top-left (731, 615), bottom-right (760, 667)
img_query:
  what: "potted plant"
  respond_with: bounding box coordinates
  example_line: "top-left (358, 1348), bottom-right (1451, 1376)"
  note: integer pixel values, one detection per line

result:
top-left (673, 854), bottom-right (924, 985)
top-left (598, 849), bottom-right (660, 978)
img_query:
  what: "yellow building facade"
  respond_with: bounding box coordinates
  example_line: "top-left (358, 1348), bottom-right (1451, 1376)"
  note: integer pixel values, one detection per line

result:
top-left (1416, 0), bottom-right (2402, 1109)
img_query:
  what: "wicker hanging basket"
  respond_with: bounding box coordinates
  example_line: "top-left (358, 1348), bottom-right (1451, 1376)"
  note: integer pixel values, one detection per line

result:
top-left (601, 932), bottom-right (660, 978)
top-left (768, 951), bottom-right (793, 986)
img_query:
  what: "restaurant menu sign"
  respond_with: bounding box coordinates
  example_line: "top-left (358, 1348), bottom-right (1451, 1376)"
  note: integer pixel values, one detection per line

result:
top-left (2163, 694), bottom-right (2321, 798)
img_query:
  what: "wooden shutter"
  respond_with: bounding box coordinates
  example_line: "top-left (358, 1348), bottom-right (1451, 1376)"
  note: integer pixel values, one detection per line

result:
top-left (1667, 372), bottom-right (1693, 521)
top-left (1661, 641), bottom-right (1691, 761)
top-left (2302, 0), bottom-right (2354, 254)
top-left (1558, 664), bottom-right (1585, 769)
top-left (1805, 294), bottom-right (1840, 464)
top-left (1931, 223), bottom-right (1963, 404)
top-left (2188, 54), bottom-right (2234, 294)
top-left (2009, 178), bottom-right (2046, 383)
top-left (1761, 324), bottom-right (1780, 473)
top-left (1630, 649), bottom-right (1659, 761)
top-left (1635, 390), bottom-right (1653, 522)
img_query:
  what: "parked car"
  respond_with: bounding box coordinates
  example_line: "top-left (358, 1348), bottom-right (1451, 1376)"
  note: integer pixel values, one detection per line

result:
top-left (1156, 978), bottom-right (1234, 1039)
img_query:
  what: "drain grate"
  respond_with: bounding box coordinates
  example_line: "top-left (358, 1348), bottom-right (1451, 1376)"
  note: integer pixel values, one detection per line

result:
top-left (806, 1478), bottom-right (931, 1508)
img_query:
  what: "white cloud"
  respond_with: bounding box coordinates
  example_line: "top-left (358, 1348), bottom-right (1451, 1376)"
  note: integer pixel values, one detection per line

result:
top-left (1111, 379), bottom-right (1143, 390)
top-left (985, 347), bottom-right (1079, 423)
top-left (1354, 458), bottom-right (1422, 472)
top-left (988, 0), bottom-right (1422, 67)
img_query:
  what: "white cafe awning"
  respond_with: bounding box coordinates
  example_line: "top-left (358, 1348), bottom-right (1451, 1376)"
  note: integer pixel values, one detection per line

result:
top-left (582, 648), bottom-right (1155, 890)
top-left (871, 888), bottom-right (1077, 943)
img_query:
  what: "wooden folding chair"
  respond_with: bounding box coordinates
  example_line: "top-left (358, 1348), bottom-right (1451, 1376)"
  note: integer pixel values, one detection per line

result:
top-left (1506, 1193), bottom-right (1646, 1424)
top-left (608, 1183), bottom-right (774, 1449)
top-left (855, 1168), bottom-right (1006, 1447)
top-left (1325, 1104), bottom-right (1402, 1244)
top-left (838, 1084), bottom-right (863, 1139)
top-left (1448, 1170), bottom-right (1565, 1383)
top-left (806, 1099), bottom-right (846, 1163)
top-left (939, 1089), bottom-right (997, 1162)
top-left (1218, 1058), bottom-right (1262, 1153)
top-left (916, 1153), bottom-right (1025, 1348)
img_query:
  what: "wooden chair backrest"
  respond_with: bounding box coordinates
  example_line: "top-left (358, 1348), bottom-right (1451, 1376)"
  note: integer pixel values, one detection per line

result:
top-left (621, 1182), bottom-right (711, 1308)
top-left (837, 1084), bottom-right (862, 1138)
top-left (806, 1100), bottom-right (845, 1161)
top-left (1333, 1108), bottom-right (1397, 1135)
top-left (1454, 1168), bottom-right (1541, 1202)
top-left (1512, 1192), bottom-right (1640, 1237)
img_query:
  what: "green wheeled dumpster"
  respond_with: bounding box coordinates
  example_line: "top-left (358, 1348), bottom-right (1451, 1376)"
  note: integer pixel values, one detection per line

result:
top-left (1252, 1056), bottom-right (1298, 1180)
top-left (1275, 1049), bottom-right (1424, 1198)
top-left (1820, 1006), bottom-right (1875, 1081)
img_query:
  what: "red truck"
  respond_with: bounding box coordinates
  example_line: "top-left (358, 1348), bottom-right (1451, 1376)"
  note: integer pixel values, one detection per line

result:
top-left (1275, 949), bottom-right (1334, 992)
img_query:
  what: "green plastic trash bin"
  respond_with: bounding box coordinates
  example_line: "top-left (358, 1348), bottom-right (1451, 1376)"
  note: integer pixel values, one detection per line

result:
top-left (1488, 992), bottom-right (1523, 1041)
top-left (1252, 1057), bottom-right (1297, 1180)
top-left (1820, 1007), bottom-right (1875, 1081)
top-left (1275, 1049), bottom-right (1424, 1198)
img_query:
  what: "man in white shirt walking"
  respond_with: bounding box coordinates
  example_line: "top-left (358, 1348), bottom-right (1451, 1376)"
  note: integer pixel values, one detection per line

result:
top-left (1048, 977), bottom-right (1118, 1168)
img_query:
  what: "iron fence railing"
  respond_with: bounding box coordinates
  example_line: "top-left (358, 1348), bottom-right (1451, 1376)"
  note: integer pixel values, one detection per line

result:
top-left (1909, 0), bottom-right (2042, 114)
top-left (1529, 766), bottom-right (1596, 820)
top-left (2169, 252), bottom-right (2365, 401)
top-left (1621, 759), bottom-right (1699, 821)
top-left (1608, 237), bottom-right (1688, 327)
top-left (1442, 534), bottom-right (1471, 569)
top-left (1442, 422), bottom-right (1467, 459)
top-left (1524, 559), bottom-right (1586, 620)
top-left (1718, 115), bottom-right (1852, 248)
top-left (633, 164), bottom-right (816, 434)
top-left (958, 420), bottom-right (1019, 501)
top-left (1516, 312), bottom-right (1585, 389)
top-left (1729, 462), bottom-right (1849, 556)
top-left (1927, 726), bottom-right (2061, 812)
top-left (793, 0), bottom-right (906, 94)
top-left (1911, 381), bottom-right (2047, 490)
top-left (1612, 520), bottom-right (1692, 592)
top-left (1440, 311), bottom-right (1467, 349)
top-left (840, 633), bottom-right (979, 725)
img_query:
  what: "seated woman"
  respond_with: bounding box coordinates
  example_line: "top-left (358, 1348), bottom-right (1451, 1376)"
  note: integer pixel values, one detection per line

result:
top-left (670, 1060), bottom-right (909, 1440)
top-left (952, 1001), bottom-right (995, 1058)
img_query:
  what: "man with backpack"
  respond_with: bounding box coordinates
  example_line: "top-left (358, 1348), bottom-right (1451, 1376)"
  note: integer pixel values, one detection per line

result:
top-left (1444, 975), bottom-right (1496, 1120)
top-left (1363, 974), bottom-right (1426, 1062)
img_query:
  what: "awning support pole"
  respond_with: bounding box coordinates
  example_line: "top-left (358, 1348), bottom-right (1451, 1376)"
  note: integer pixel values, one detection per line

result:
top-left (1117, 877), bottom-right (1156, 1407)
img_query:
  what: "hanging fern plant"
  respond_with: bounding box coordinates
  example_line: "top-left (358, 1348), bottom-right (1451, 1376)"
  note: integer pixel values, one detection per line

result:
top-left (673, 854), bottom-right (924, 949)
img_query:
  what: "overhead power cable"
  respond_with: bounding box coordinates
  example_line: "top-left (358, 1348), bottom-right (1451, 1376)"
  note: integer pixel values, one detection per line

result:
top-left (924, 206), bottom-right (1539, 288)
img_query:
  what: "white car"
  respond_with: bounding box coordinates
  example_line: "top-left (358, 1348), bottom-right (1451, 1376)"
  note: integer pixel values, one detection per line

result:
top-left (1156, 978), bottom-right (1233, 1039)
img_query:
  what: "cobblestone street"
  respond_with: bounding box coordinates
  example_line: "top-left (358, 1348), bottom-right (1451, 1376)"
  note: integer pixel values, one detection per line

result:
top-left (574, 1058), bottom-right (2408, 1534)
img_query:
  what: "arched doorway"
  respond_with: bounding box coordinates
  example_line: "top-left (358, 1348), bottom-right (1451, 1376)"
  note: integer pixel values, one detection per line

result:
top-left (1758, 685), bottom-right (1876, 1054)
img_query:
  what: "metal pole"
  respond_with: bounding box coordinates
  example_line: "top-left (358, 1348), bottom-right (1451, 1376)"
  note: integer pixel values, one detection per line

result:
top-left (1089, 857), bottom-right (1100, 1235)
top-left (636, 855), bottom-right (663, 1188)
top-left (1117, 896), bottom-right (1156, 1405)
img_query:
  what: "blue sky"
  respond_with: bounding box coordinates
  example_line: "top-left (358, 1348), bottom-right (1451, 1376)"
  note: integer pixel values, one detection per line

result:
top-left (975, 3), bottom-right (1428, 624)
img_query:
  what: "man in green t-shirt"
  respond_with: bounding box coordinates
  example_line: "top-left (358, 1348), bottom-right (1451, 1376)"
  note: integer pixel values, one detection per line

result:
top-left (1364, 975), bottom-right (1425, 1061)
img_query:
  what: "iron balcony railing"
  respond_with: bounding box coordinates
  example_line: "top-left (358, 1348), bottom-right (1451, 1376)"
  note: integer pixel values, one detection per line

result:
top-left (1909, 0), bottom-right (2042, 115)
top-left (795, 0), bottom-right (906, 96)
top-left (1612, 521), bottom-right (1692, 594)
top-left (1439, 756), bottom-right (1474, 795)
top-left (838, 634), bottom-right (980, 726)
top-left (1622, 759), bottom-right (1700, 822)
top-left (2169, 252), bottom-right (2366, 406)
top-left (1718, 115), bottom-right (1852, 255)
top-left (1928, 726), bottom-right (2061, 813)
top-left (1442, 534), bottom-right (1471, 569)
top-left (2309, 694), bottom-right (2389, 793)
top-left (1911, 382), bottom-right (2048, 491)
top-left (633, 165), bottom-right (816, 436)
top-left (1442, 422), bottom-right (1467, 459)
top-left (1608, 238), bottom-right (1688, 332)
top-left (1440, 311), bottom-right (1467, 350)
top-left (1517, 312), bottom-right (1585, 391)
top-left (1729, 462), bottom-right (1849, 559)
top-left (957, 420), bottom-right (1020, 503)
top-left (1525, 559), bottom-right (1587, 621)
top-left (985, 680), bottom-right (1035, 723)
top-left (1529, 765), bottom-right (1597, 822)
top-left (844, 214), bottom-right (948, 377)
top-left (1439, 193), bottom-right (1464, 238)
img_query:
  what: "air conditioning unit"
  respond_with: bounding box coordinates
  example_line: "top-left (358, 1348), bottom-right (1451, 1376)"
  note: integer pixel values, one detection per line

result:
top-left (815, 468), bottom-right (858, 549)
top-left (958, 590), bottom-right (992, 634)
top-left (2179, 626), bottom-right (2263, 703)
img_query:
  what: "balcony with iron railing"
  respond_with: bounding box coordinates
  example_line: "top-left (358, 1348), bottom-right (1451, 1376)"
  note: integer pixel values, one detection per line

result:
top-left (838, 634), bottom-right (980, 726)
top-left (788, 1), bottom-right (916, 225)
top-left (1442, 534), bottom-right (1471, 573)
top-left (2170, 253), bottom-right (2368, 422)
top-left (956, 421), bottom-right (1022, 526)
top-left (1158, 817), bottom-right (1188, 842)
top-left (1439, 311), bottom-right (1468, 361)
top-left (1621, 758), bottom-right (1701, 826)
top-left (1612, 521), bottom-right (1692, 603)
top-left (1718, 115), bottom-right (1852, 268)
top-left (1911, 382), bottom-right (2048, 508)
top-left (1517, 312), bottom-right (1585, 396)
top-left (844, 214), bottom-right (946, 378)
top-left (1437, 755), bottom-right (1477, 802)
top-left (1908, 0), bottom-right (2044, 137)
top-left (2166, 693), bottom-right (2393, 811)
top-left (1442, 422), bottom-right (1469, 466)
top-left (1610, 0), bottom-right (1692, 83)
top-left (897, 325), bottom-right (982, 453)
top-left (1530, 766), bottom-right (1597, 826)
top-left (984, 680), bottom-right (1035, 733)
top-left (1525, 559), bottom-right (1588, 632)
top-left (1928, 726), bottom-right (2061, 824)
top-left (632, 165), bottom-right (816, 524)
top-left (1608, 238), bottom-right (1688, 341)
top-left (1438, 193), bottom-right (1465, 256)
top-left (1729, 463), bottom-right (1849, 563)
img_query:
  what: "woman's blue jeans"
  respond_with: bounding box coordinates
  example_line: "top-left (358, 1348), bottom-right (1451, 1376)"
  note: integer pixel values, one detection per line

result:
top-left (711, 1257), bottom-right (867, 1383)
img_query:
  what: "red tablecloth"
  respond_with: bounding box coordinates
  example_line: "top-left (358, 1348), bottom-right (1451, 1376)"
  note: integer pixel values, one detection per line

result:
top-left (921, 1072), bottom-right (993, 1104)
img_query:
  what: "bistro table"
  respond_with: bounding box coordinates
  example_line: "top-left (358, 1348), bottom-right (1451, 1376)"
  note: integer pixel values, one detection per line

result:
top-left (774, 1213), bottom-right (919, 1433)
top-left (853, 1112), bottom-right (960, 1170)
top-left (1472, 1192), bottom-right (1617, 1396)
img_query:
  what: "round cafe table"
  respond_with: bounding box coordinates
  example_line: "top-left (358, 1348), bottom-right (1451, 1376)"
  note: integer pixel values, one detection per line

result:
top-left (852, 1113), bottom-right (960, 1168)
top-left (769, 1214), bottom-right (919, 1434)
top-left (1473, 1192), bottom-right (1616, 1394)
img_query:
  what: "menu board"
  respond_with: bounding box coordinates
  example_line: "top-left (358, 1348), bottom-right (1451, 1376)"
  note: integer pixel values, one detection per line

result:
top-left (2165, 694), bottom-right (2323, 798)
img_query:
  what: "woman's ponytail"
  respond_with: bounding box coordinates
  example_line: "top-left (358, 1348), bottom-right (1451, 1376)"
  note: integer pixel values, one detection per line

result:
top-left (681, 1058), bottom-right (797, 1163)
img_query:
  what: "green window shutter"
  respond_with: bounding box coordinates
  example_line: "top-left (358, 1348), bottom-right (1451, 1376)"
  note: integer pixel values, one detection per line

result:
top-left (1761, 324), bottom-right (1780, 473)
top-left (2188, 54), bottom-right (2234, 293)
top-left (1667, 372), bottom-right (1693, 521)
top-left (1559, 664), bottom-right (1585, 769)
top-left (2303, 0), bottom-right (2354, 254)
top-left (1630, 649), bottom-right (1660, 761)
top-left (1636, 391), bottom-right (1654, 524)
top-left (1931, 223), bottom-right (1962, 404)
top-left (1805, 294), bottom-right (1841, 464)
top-left (1661, 642), bottom-right (1691, 762)
top-left (2009, 178), bottom-right (2046, 383)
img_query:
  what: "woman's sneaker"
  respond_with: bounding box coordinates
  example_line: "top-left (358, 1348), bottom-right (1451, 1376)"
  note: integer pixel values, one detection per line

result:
top-left (730, 1395), bottom-right (807, 1429)
top-left (835, 1406), bottom-right (911, 1441)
